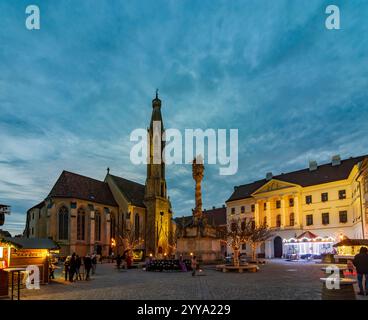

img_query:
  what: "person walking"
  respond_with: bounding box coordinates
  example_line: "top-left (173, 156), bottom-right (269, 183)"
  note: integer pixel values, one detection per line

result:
top-left (75, 255), bottom-right (82, 281)
top-left (64, 256), bottom-right (70, 281)
top-left (353, 247), bottom-right (368, 295)
top-left (69, 253), bottom-right (77, 282)
top-left (191, 256), bottom-right (197, 276)
top-left (84, 254), bottom-right (92, 280)
top-left (91, 253), bottom-right (97, 275)
top-left (116, 254), bottom-right (122, 269)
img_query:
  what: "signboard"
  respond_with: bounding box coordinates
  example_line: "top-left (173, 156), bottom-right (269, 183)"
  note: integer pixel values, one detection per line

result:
top-left (12, 250), bottom-right (46, 258)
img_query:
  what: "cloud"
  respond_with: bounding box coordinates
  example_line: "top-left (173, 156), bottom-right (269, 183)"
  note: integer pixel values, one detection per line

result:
top-left (1, 0), bottom-right (368, 235)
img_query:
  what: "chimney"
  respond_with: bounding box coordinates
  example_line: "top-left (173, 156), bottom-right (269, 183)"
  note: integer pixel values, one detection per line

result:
top-left (212, 206), bottom-right (215, 210)
top-left (332, 154), bottom-right (341, 166)
top-left (222, 204), bottom-right (225, 208)
top-left (309, 160), bottom-right (318, 171)
top-left (266, 172), bottom-right (273, 181)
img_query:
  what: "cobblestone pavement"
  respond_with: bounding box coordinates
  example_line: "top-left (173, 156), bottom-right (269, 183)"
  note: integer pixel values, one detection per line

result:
top-left (19, 260), bottom-right (367, 300)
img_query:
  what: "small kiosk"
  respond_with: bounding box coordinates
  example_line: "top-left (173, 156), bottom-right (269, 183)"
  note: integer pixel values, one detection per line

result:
top-left (0, 237), bottom-right (59, 298)
top-left (333, 238), bottom-right (368, 263)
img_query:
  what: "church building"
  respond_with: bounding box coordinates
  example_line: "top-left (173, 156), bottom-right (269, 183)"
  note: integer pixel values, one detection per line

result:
top-left (24, 94), bottom-right (174, 258)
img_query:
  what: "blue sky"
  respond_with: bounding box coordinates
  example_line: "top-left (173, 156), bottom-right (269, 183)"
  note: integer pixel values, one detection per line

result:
top-left (1, 0), bottom-right (368, 235)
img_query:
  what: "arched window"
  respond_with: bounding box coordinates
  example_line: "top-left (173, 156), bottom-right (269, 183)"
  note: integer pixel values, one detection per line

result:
top-left (110, 214), bottom-right (116, 239)
top-left (58, 206), bottom-right (69, 240)
top-left (289, 213), bottom-right (295, 227)
top-left (276, 214), bottom-right (281, 228)
top-left (95, 211), bottom-right (101, 241)
top-left (135, 213), bottom-right (140, 240)
top-left (77, 207), bottom-right (85, 241)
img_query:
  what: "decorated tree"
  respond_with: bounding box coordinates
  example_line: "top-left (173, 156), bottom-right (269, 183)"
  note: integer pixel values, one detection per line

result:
top-left (226, 219), bottom-right (247, 267)
top-left (243, 221), bottom-right (273, 262)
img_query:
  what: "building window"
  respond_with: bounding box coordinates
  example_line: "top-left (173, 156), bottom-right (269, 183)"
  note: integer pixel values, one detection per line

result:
top-left (135, 213), bottom-right (140, 240)
top-left (251, 204), bottom-right (255, 212)
top-left (321, 193), bottom-right (328, 202)
top-left (58, 206), bottom-right (69, 240)
top-left (95, 211), bottom-right (101, 241)
top-left (231, 208), bottom-right (235, 215)
top-left (264, 203), bottom-right (267, 211)
top-left (306, 195), bottom-right (312, 204)
top-left (241, 206), bottom-right (245, 213)
top-left (339, 190), bottom-right (346, 200)
top-left (289, 198), bottom-right (294, 207)
top-left (241, 243), bottom-right (246, 250)
top-left (306, 214), bottom-right (313, 226)
top-left (77, 208), bottom-right (86, 241)
top-left (276, 214), bottom-right (281, 227)
top-left (110, 214), bottom-right (116, 239)
top-left (322, 212), bottom-right (330, 225)
top-left (289, 213), bottom-right (295, 226)
top-left (276, 200), bottom-right (281, 209)
top-left (339, 211), bottom-right (348, 223)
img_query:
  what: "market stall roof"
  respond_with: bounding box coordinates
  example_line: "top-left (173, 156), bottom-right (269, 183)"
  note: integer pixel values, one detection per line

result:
top-left (297, 231), bottom-right (318, 240)
top-left (333, 239), bottom-right (368, 247)
top-left (1, 237), bottom-right (60, 250)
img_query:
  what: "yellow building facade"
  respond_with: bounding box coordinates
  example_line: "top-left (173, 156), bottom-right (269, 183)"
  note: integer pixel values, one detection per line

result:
top-left (226, 155), bottom-right (368, 258)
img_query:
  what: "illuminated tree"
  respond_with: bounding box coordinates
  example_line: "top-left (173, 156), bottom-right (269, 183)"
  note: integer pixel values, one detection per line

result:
top-left (243, 221), bottom-right (273, 262)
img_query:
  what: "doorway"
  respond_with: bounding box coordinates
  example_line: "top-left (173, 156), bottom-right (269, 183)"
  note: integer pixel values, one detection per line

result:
top-left (274, 236), bottom-right (283, 258)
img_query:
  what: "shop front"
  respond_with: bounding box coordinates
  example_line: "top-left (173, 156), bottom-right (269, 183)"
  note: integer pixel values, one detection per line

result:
top-left (333, 238), bottom-right (368, 263)
top-left (0, 237), bottom-right (59, 297)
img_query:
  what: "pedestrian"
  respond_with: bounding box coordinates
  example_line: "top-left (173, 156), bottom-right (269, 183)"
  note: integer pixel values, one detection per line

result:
top-left (75, 255), bottom-right (82, 281)
top-left (179, 254), bottom-right (187, 272)
top-left (116, 254), bottom-right (122, 269)
top-left (353, 247), bottom-right (368, 295)
top-left (92, 253), bottom-right (97, 274)
top-left (49, 259), bottom-right (55, 280)
top-left (69, 253), bottom-right (77, 282)
top-left (64, 256), bottom-right (70, 281)
top-left (84, 254), bottom-right (92, 280)
top-left (191, 255), bottom-right (197, 276)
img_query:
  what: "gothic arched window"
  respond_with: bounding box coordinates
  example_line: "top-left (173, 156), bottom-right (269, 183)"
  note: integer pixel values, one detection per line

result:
top-left (135, 213), bottom-right (140, 240)
top-left (110, 213), bottom-right (116, 239)
top-left (95, 211), bottom-right (101, 241)
top-left (77, 207), bottom-right (85, 241)
top-left (58, 206), bottom-right (69, 240)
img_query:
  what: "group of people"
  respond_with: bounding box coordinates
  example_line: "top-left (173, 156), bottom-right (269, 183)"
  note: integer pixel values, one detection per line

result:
top-left (64, 253), bottom-right (98, 281)
top-left (115, 250), bottom-right (133, 269)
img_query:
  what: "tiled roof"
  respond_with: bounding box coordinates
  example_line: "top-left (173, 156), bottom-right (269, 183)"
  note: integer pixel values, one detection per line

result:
top-left (48, 171), bottom-right (118, 207)
top-left (227, 155), bottom-right (367, 202)
top-left (3, 237), bottom-right (60, 250)
top-left (174, 206), bottom-right (227, 227)
top-left (108, 174), bottom-right (146, 207)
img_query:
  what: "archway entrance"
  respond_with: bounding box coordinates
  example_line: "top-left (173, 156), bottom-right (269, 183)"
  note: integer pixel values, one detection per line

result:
top-left (274, 236), bottom-right (283, 258)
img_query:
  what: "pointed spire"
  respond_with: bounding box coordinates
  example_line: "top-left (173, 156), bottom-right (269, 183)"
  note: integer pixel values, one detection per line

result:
top-left (156, 88), bottom-right (159, 99)
top-left (107, 167), bottom-right (110, 175)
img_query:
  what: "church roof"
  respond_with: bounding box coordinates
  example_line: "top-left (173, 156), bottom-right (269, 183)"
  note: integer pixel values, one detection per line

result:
top-left (48, 171), bottom-right (118, 207)
top-left (108, 174), bottom-right (146, 207)
top-left (227, 155), bottom-right (367, 203)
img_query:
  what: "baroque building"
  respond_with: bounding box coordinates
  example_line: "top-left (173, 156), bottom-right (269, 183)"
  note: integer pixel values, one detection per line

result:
top-left (25, 94), bottom-right (174, 257)
top-left (226, 155), bottom-right (368, 259)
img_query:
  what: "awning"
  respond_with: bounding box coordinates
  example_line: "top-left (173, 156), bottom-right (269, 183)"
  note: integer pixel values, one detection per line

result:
top-left (333, 239), bottom-right (368, 247)
top-left (1, 237), bottom-right (60, 250)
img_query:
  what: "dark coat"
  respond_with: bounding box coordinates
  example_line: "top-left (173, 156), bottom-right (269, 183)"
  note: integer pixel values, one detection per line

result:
top-left (84, 256), bottom-right (92, 269)
top-left (353, 253), bottom-right (368, 274)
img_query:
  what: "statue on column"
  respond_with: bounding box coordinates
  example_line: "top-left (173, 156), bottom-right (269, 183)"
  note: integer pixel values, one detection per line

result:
top-left (192, 155), bottom-right (205, 235)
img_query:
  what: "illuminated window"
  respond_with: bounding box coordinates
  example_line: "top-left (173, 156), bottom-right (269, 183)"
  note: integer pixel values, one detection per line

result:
top-left (58, 206), bottom-right (69, 240)
top-left (0, 247), bottom-right (3, 258)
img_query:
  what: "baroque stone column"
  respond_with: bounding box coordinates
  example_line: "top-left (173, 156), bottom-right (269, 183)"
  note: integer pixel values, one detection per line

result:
top-left (281, 197), bottom-right (286, 228)
top-left (294, 195), bottom-right (301, 227)
top-left (266, 200), bottom-right (272, 228)
top-left (192, 155), bottom-right (204, 224)
top-left (254, 202), bottom-right (260, 227)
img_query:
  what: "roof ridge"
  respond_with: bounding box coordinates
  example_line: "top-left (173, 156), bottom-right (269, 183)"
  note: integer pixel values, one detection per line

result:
top-left (62, 170), bottom-right (106, 184)
top-left (109, 174), bottom-right (145, 187)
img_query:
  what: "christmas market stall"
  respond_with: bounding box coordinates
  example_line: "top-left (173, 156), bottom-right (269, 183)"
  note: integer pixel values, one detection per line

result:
top-left (333, 238), bottom-right (368, 263)
top-left (0, 237), bottom-right (59, 297)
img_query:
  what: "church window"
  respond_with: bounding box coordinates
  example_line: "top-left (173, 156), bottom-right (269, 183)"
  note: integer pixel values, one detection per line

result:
top-left (95, 211), bottom-right (101, 241)
top-left (135, 213), bottom-right (140, 240)
top-left (110, 214), bottom-right (116, 239)
top-left (58, 206), bottom-right (69, 240)
top-left (77, 208), bottom-right (85, 241)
